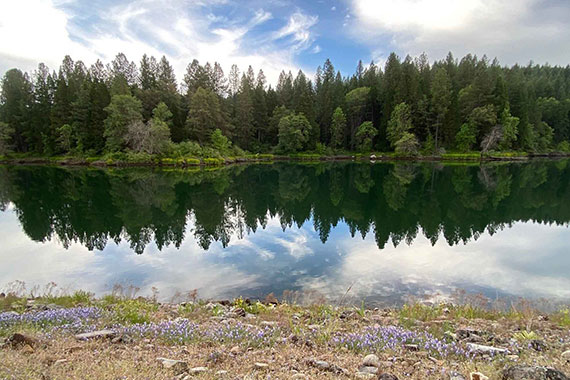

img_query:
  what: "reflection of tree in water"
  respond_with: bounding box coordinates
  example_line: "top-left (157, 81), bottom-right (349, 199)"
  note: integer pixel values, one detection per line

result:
top-left (2, 160), bottom-right (569, 253)
top-left (383, 164), bottom-right (416, 211)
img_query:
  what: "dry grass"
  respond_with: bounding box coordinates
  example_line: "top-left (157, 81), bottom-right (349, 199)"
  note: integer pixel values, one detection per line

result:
top-left (1, 289), bottom-right (570, 379)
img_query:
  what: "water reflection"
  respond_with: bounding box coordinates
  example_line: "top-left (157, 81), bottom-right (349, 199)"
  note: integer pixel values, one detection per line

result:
top-left (0, 161), bottom-right (568, 304)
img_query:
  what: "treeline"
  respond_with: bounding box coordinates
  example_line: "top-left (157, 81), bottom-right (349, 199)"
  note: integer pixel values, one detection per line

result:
top-left (1, 52), bottom-right (570, 157)
top-left (1, 161), bottom-right (568, 253)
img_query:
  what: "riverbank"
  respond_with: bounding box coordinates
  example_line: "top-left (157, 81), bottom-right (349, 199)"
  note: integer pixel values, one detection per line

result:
top-left (1, 151), bottom-right (570, 168)
top-left (1, 293), bottom-right (569, 379)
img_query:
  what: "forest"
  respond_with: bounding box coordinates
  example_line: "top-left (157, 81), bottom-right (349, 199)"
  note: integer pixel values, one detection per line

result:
top-left (1, 52), bottom-right (570, 159)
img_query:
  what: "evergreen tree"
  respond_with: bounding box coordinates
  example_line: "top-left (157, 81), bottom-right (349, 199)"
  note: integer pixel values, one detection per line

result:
top-left (186, 87), bottom-right (223, 144)
top-left (330, 107), bottom-right (347, 149)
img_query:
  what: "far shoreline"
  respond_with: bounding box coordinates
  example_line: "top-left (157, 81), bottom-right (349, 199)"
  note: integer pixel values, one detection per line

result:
top-left (1, 151), bottom-right (569, 168)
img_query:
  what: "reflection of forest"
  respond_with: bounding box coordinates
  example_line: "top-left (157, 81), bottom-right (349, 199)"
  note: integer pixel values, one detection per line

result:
top-left (1, 160), bottom-right (568, 254)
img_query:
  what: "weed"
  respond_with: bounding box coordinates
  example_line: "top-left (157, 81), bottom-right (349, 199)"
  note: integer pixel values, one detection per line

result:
top-left (513, 330), bottom-right (540, 342)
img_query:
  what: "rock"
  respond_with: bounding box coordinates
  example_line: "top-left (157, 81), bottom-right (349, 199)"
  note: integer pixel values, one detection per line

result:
top-left (111, 334), bottom-right (133, 344)
top-left (356, 373), bottom-right (376, 379)
top-left (362, 354), bottom-right (381, 367)
top-left (310, 360), bottom-right (330, 370)
top-left (450, 371), bottom-right (467, 380)
top-left (156, 358), bottom-right (189, 374)
top-left (378, 374), bottom-right (399, 380)
top-left (307, 359), bottom-right (348, 375)
top-left (470, 372), bottom-right (489, 380)
top-left (75, 330), bottom-right (116, 341)
top-left (189, 367), bottom-right (208, 375)
top-left (562, 350), bottom-right (570, 361)
top-left (358, 365), bottom-right (379, 375)
top-left (403, 344), bottom-right (419, 351)
top-left (466, 343), bottom-right (507, 355)
top-left (503, 365), bottom-right (568, 380)
top-left (254, 362), bottom-right (269, 369)
top-left (8, 333), bottom-right (39, 348)
top-left (231, 307), bottom-right (246, 317)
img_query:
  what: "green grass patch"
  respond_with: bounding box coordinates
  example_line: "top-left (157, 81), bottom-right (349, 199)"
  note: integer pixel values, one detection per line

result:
top-left (100, 297), bottom-right (158, 325)
top-left (203, 157), bottom-right (225, 165)
top-left (552, 308), bottom-right (570, 327)
top-left (38, 290), bottom-right (94, 308)
top-left (441, 152), bottom-right (481, 160)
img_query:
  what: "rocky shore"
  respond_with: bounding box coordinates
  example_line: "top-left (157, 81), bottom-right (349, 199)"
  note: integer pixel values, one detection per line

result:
top-left (1, 295), bottom-right (569, 379)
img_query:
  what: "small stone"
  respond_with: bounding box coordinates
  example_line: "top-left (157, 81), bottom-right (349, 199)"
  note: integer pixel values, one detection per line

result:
top-left (215, 370), bottom-right (229, 376)
top-left (355, 373), bottom-right (376, 379)
top-left (75, 330), bottom-right (116, 341)
top-left (156, 358), bottom-right (188, 375)
top-left (358, 365), bottom-right (379, 375)
top-left (312, 360), bottom-right (329, 370)
top-left (378, 374), bottom-right (399, 380)
top-left (449, 371), bottom-right (467, 380)
top-left (189, 367), bottom-right (208, 375)
top-left (403, 344), bottom-right (419, 351)
top-left (362, 354), bottom-right (381, 367)
top-left (254, 362), bottom-right (269, 369)
top-left (466, 343), bottom-right (507, 355)
top-left (470, 372), bottom-right (489, 380)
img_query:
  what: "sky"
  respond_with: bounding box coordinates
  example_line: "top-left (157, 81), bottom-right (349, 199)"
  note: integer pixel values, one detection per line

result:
top-left (1, 0), bottom-right (569, 85)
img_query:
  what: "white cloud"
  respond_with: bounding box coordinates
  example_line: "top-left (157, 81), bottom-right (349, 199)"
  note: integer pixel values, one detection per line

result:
top-left (348, 0), bottom-right (570, 65)
top-left (0, 0), bottom-right (316, 86)
top-left (0, 0), bottom-right (96, 74)
top-left (274, 11), bottom-right (319, 51)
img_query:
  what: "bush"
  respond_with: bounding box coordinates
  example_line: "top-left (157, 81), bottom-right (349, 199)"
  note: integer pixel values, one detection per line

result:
top-left (168, 141), bottom-right (203, 157)
top-left (556, 140), bottom-right (570, 153)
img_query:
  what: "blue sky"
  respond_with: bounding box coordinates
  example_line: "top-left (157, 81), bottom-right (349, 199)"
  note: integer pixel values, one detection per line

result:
top-left (1, 0), bottom-right (569, 85)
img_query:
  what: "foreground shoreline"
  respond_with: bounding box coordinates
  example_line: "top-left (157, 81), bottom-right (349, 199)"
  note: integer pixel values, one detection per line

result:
top-left (1, 293), bottom-right (569, 379)
top-left (1, 151), bottom-right (569, 168)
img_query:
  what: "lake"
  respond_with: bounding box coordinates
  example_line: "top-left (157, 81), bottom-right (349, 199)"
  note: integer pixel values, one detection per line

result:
top-left (0, 160), bottom-right (569, 307)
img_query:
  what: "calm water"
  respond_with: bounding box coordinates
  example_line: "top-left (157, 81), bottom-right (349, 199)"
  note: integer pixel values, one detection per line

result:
top-left (0, 160), bottom-right (569, 306)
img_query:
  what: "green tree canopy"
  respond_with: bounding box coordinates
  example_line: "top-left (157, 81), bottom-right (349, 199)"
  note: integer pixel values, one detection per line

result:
top-left (277, 113), bottom-right (312, 153)
top-left (186, 87), bottom-right (224, 144)
top-left (103, 94), bottom-right (143, 152)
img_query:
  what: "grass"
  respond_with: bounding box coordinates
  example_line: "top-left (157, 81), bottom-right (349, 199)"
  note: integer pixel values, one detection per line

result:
top-left (1, 292), bottom-right (570, 379)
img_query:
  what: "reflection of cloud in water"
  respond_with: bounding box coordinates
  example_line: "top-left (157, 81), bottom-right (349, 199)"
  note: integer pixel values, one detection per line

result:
top-left (1, 206), bottom-right (569, 304)
top-left (301, 222), bottom-right (570, 303)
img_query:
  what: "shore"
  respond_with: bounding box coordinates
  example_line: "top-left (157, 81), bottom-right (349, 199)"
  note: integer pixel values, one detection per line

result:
top-left (1, 293), bottom-right (569, 379)
top-left (1, 151), bottom-right (569, 168)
